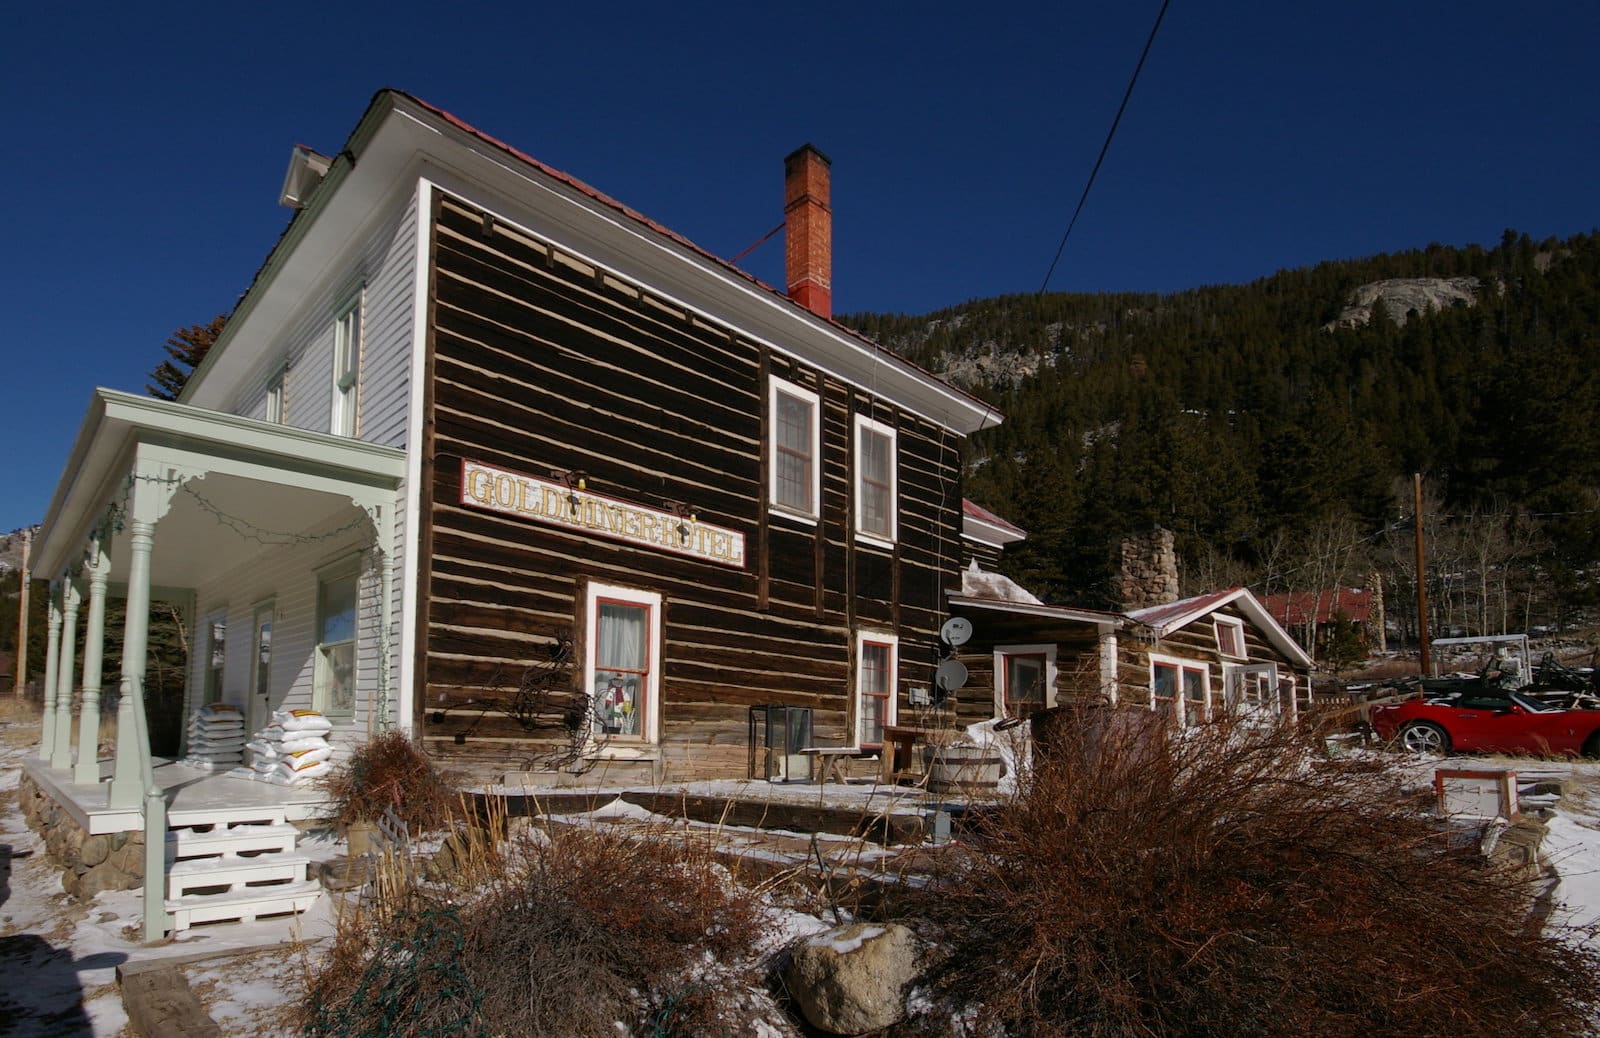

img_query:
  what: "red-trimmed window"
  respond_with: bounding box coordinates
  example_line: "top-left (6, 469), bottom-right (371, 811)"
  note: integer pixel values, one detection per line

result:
top-left (1151, 657), bottom-right (1209, 727)
top-left (592, 598), bottom-right (651, 741)
top-left (857, 635), bottom-right (897, 748)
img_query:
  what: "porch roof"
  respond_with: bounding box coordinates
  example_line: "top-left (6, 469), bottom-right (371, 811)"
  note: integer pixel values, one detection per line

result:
top-left (35, 388), bottom-right (406, 579)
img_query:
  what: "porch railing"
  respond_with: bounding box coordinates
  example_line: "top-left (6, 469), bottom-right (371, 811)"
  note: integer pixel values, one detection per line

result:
top-left (124, 674), bottom-right (171, 942)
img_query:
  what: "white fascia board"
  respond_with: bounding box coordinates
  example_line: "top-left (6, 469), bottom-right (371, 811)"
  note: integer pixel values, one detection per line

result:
top-left (397, 176), bottom-right (435, 735)
top-left (388, 100), bottom-right (995, 435)
top-left (1230, 592), bottom-right (1316, 670)
top-left (947, 594), bottom-right (1126, 628)
top-left (962, 514), bottom-right (1027, 548)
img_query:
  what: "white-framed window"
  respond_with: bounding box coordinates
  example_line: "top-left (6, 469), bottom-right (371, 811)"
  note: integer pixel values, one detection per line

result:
top-left (853, 414), bottom-right (897, 545)
top-left (315, 557), bottom-right (360, 720)
top-left (1224, 662), bottom-right (1279, 718)
top-left (585, 582), bottom-right (662, 746)
top-left (1150, 653), bottom-right (1209, 728)
top-left (250, 600), bottom-right (274, 731)
top-left (994, 643), bottom-right (1058, 719)
top-left (265, 365), bottom-right (286, 425)
top-left (855, 631), bottom-right (898, 748)
top-left (1215, 615), bottom-right (1246, 659)
top-left (203, 614), bottom-right (227, 705)
top-left (330, 292), bottom-right (362, 437)
top-left (769, 377), bottom-right (820, 521)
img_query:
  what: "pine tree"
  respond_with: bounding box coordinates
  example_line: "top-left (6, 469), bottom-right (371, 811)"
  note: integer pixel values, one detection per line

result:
top-left (146, 314), bottom-right (228, 401)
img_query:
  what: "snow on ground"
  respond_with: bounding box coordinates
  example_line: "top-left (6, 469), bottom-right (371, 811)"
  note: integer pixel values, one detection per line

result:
top-left (14, 695), bottom-right (1600, 1036)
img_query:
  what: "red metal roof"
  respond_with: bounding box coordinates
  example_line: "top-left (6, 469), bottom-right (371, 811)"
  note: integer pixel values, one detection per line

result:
top-left (1263, 589), bottom-right (1373, 626)
top-left (962, 498), bottom-right (1026, 537)
top-left (1126, 588), bottom-right (1241, 631)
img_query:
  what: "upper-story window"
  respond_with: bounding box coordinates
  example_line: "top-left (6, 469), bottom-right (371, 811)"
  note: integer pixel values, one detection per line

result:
top-left (330, 293), bottom-right (362, 437)
top-left (770, 378), bottom-right (820, 520)
top-left (265, 365), bottom-right (286, 425)
top-left (854, 414), bottom-right (897, 544)
top-left (1215, 615), bottom-right (1246, 659)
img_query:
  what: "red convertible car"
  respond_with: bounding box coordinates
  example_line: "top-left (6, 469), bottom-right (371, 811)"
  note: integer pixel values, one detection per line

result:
top-left (1370, 688), bottom-right (1600, 757)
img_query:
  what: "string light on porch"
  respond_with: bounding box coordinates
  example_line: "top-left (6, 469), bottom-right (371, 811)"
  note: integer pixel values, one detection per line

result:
top-left (179, 483), bottom-right (373, 548)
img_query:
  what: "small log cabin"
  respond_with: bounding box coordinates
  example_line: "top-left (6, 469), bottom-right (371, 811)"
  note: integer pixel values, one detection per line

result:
top-left (31, 90), bottom-right (995, 788)
top-left (948, 515), bottom-right (1313, 727)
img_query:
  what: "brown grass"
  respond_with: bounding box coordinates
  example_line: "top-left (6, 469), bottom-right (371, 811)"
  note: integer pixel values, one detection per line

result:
top-left (317, 730), bottom-right (455, 833)
top-left (901, 706), bottom-right (1600, 1037)
top-left (298, 812), bottom-right (768, 1038)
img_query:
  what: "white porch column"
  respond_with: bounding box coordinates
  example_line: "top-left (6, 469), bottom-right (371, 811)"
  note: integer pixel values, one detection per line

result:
top-left (39, 582), bottom-right (61, 760)
top-left (108, 519), bottom-right (156, 809)
top-left (51, 578), bottom-right (81, 770)
top-left (1099, 625), bottom-right (1119, 707)
top-left (74, 537), bottom-right (110, 784)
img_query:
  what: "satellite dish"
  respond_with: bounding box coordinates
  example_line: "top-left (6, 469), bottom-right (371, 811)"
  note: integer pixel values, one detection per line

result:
top-left (935, 658), bottom-right (969, 693)
top-left (939, 617), bottom-right (973, 648)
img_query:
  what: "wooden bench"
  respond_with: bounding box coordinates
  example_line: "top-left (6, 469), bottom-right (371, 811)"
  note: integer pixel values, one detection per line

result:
top-left (801, 747), bottom-right (859, 785)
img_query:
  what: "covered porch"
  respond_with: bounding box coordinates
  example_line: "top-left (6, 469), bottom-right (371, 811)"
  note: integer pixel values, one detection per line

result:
top-left (29, 388), bottom-right (405, 822)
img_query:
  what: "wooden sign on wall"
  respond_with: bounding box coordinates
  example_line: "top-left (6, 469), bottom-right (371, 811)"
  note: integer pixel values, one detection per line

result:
top-left (460, 459), bottom-right (746, 568)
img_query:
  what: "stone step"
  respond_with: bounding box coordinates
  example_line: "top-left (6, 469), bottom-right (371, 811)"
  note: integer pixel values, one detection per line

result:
top-left (166, 881), bottom-right (322, 931)
top-left (166, 853), bottom-right (311, 899)
top-left (166, 823), bottom-right (299, 862)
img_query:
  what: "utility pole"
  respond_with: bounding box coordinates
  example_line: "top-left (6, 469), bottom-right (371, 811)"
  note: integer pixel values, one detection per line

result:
top-left (15, 527), bottom-right (30, 697)
top-left (1414, 473), bottom-right (1431, 677)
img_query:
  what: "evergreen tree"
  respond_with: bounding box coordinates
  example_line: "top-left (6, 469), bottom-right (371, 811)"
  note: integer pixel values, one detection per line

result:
top-left (146, 314), bottom-right (228, 401)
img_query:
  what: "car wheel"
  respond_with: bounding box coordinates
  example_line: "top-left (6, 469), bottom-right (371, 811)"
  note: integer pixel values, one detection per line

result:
top-left (1398, 721), bottom-right (1451, 755)
top-left (1584, 731), bottom-right (1600, 759)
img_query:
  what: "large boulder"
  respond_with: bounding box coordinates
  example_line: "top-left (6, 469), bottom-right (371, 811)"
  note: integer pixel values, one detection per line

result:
top-left (784, 922), bottom-right (920, 1035)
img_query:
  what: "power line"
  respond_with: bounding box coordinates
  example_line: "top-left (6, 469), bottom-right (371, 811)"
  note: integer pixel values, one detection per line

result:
top-left (1038, 0), bottom-right (1174, 295)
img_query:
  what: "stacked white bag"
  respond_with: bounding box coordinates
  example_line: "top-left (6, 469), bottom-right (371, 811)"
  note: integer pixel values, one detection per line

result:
top-left (183, 703), bottom-right (246, 770)
top-left (245, 709), bottom-right (335, 786)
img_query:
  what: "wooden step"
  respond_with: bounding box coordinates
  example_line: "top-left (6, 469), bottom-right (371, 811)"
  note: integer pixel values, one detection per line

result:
top-left (166, 823), bottom-right (299, 862)
top-left (166, 881), bottom-right (322, 931)
top-left (167, 806), bottom-right (288, 830)
top-left (166, 854), bottom-right (311, 899)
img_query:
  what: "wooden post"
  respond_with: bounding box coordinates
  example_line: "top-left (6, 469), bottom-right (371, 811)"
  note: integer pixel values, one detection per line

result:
top-left (1414, 473), bottom-right (1431, 677)
top-left (15, 528), bottom-right (30, 697)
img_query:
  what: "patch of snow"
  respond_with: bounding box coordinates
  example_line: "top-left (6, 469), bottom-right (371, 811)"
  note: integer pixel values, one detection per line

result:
top-left (808, 923), bottom-right (885, 955)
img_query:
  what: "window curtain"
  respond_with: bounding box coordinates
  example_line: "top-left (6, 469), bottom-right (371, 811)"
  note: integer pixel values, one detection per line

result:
top-left (594, 602), bottom-right (646, 736)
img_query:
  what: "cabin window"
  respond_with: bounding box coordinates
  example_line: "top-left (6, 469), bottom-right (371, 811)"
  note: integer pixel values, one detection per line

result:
top-left (315, 558), bottom-right (360, 720)
top-left (330, 292), bottom-right (362, 437)
top-left (1150, 655), bottom-right (1208, 727)
top-left (585, 582), bottom-right (662, 745)
top-left (1224, 663), bottom-right (1278, 717)
top-left (203, 616), bottom-right (227, 705)
top-left (770, 378), bottom-right (820, 520)
top-left (856, 632), bottom-right (898, 748)
top-left (994, 643), bottom-right (1057, 719)
top-left (1215, 616), bottom-right (1246, 659)
top-left (854, 415), bottom-right (897, 544)
top-left (265, 365), bottom-right (286, 424)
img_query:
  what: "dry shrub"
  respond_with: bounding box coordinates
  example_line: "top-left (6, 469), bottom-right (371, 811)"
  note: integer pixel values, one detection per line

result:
top-left (319, 730), bottom-right (454, 833)
top-left (906, 706), bottom-right (1600, 1037)
top-left (300, 821), bottom-right (765, 1038)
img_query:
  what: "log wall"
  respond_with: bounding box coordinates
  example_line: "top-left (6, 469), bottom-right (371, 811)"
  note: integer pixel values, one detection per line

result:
top-left (416, 193), bottom-right (963, 780)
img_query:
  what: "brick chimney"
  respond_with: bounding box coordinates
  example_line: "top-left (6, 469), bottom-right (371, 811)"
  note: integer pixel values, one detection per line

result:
top-left (784, 144), bottom-right (832, 319)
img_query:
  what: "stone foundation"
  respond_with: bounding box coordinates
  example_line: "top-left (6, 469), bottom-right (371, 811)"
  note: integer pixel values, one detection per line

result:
top-left (18, 774), bottom-right (145, 898)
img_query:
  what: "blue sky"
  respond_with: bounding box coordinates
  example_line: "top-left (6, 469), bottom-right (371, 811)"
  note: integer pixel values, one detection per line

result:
top-left (2, 1), bottom-right (1595, 532)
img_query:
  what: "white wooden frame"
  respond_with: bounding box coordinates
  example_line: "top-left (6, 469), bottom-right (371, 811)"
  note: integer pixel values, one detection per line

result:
top-left (583, 581), bottom-right (663, 753)
top-left (1214, 615), bottom-right (1247, 660)
top-left (853, 414), bottom-right (898, 546)
top-left (768, 376), bottom-right (821, 523)
top-left (854, 629), bottom-right (899, 748)
top-left (1149, 652), bottom-right (1210, 727)
top-left (993, 643), bottom-right (1058, 717)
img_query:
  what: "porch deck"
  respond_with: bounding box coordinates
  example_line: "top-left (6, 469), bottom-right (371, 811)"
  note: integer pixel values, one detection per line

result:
top-left (23, 757), bottom-right (333, 835)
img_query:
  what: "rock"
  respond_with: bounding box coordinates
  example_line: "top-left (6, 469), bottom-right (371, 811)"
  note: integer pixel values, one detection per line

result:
top-left (105, 843), bottom-right (144, 880)
top-left (784, 923), bottom-right (921, 1035)
top-left (76, 863), bottom-right (135, 900)
top-left (80, 835), bottom-right (110, 867)
top-left (1323, 276), bottom-right (1482, 330)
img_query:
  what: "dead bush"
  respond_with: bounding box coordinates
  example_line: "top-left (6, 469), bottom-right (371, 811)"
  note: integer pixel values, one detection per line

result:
top-left (299, 822), bottom-right (765, 1038)
top-left (905, 707), bottom-right (1600, 1037)
top-left (319, 729), bottom-right (454, 833)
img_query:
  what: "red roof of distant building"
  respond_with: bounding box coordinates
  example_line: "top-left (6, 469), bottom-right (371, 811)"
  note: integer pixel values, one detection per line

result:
top-left (1263, 589), bottom-right (1373, 626)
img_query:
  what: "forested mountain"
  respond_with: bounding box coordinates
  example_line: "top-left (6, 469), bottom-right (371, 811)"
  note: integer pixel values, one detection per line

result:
top-left (840, 230), bottom-right (1600, 639)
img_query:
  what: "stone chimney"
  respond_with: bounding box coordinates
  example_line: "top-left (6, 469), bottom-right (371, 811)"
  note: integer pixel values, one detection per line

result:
top-left (1118, 527), bottom-right (1180, 611)
top-left (784, 144), bottom-right (832, 319)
